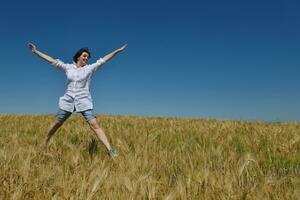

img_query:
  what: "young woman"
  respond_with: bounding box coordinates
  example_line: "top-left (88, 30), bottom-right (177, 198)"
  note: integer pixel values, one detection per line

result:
top-left (28, 43), bottom-right (127, 157)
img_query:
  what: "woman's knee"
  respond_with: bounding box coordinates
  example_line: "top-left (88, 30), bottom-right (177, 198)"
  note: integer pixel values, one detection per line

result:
top-left (54, 120), bottom-right (64, 127)
top-left (89, 119), bottom-right (100, 130)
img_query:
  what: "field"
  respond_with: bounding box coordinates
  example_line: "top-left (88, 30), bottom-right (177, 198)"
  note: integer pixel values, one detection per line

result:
top-left (0, 114), bottom-right (299, 199)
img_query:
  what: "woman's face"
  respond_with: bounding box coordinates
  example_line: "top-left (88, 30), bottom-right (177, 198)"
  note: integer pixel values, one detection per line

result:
top-left (77, 52), bottom-right (90, 66)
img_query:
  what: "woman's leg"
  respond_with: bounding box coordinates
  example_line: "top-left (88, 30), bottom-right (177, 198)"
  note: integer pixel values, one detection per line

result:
top-left (88, 118), bottom-right (112, 151)
top-left (81, 110), bottom-right (117, 157)
top-left (45, 120), bottom-right (64, 145)
top-left (45, 109), bottom-right (72, 146)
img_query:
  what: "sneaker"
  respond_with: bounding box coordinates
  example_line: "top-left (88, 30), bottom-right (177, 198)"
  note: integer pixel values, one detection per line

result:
top-left (108, 148), bottom-right (118, 158)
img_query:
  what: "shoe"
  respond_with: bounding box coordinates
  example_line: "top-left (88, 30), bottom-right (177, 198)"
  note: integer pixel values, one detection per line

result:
top-left (108, 148), bottom-right (118, 158)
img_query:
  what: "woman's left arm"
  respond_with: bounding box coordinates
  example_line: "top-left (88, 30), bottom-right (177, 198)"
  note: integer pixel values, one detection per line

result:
top-left (102, 44), bottom-right (127, 62)
top-left (90, 44), bottom-right (127, 72)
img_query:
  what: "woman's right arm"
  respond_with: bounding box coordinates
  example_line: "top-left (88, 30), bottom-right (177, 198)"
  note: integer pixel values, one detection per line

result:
top-left (28, 43), bottom-right (56, 64)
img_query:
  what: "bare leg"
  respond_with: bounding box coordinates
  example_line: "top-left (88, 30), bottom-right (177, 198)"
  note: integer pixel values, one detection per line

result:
top-left (45, 120), bottom-right (64, 146)
top-left (88, 118), bottom-right (112, 151)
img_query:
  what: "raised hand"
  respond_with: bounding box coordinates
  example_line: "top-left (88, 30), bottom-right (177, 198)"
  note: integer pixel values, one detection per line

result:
top-left (117, 44), bottom-right (127, 52)
top-left (28, 43), bottom-right (37, 52)
top-left (27, 43), bottom-right (56, 64)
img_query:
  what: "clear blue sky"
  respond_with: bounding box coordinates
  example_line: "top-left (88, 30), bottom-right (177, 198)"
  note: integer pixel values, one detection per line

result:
top-left (0, 0), bottom-right (299, 121)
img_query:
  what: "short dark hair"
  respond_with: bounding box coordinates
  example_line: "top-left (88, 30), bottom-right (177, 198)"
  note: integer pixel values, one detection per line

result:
top-left (73, 47), bottom-right (91, 63)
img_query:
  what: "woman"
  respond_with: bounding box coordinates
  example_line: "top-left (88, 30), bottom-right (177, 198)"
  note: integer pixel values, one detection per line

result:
top-left (28, 43), bottom-right (127, 158)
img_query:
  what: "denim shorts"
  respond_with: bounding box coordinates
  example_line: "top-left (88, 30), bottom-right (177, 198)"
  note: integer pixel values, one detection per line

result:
top-left (55, 109), bottom-right (96, 123)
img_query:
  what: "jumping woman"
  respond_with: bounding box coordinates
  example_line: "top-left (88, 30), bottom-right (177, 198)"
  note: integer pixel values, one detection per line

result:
top-left (28, 43), bottom-right (127, 157)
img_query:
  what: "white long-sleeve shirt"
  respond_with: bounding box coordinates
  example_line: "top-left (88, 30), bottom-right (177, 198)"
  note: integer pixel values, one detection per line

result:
top-left (52, 58), bottom-right (106, 112)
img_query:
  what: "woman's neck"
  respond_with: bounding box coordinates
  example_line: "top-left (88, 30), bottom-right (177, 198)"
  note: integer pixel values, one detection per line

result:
top-left (76, 62), bottom-right (84, 68)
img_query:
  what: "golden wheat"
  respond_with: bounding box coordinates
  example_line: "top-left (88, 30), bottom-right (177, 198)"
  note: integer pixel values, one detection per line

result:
top-left (0, 114), bottom-right (299, 199)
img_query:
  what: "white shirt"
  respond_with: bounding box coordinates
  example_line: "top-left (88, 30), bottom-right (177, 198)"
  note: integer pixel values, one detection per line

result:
top-left (52, 58), bottom-right (106, 112)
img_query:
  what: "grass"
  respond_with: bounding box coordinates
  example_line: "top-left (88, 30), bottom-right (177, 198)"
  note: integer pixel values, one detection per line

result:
top-left (0, 114), bottom-right (299, 199)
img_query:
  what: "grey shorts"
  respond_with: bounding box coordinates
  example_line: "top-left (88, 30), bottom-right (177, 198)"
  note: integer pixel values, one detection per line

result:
top-left (55, 109), bottom-right (96, 123)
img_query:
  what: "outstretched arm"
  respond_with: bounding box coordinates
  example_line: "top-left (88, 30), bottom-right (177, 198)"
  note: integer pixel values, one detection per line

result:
top-left (28, 43), bottom-right (56, 64)
top-left (102, 44), bottom-right (127, 63)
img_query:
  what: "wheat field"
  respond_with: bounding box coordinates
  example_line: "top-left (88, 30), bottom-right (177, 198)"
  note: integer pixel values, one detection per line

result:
top-left (0, 114), bottom-right (299, 199)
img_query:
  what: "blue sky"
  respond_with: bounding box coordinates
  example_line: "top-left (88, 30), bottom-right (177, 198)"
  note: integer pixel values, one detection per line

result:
top-left (0, 0), bottom-right (299, 121)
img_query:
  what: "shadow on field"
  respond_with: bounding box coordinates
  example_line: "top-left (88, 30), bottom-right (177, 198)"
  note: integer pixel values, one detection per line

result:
top-left (87, 138), bottom-right (98, 160)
